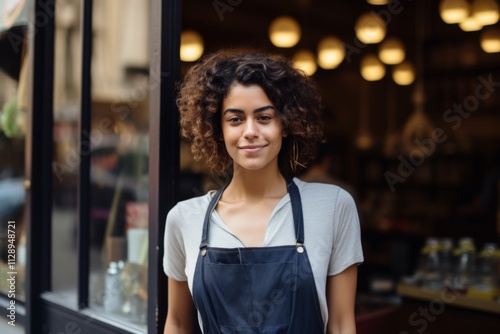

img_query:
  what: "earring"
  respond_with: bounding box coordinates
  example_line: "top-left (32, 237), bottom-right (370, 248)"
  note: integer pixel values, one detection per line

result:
top-left (290, 141), bottom-right (306, 173)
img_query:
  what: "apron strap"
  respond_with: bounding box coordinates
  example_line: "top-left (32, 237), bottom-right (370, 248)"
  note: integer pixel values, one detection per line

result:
top-left (200, 183), bottom-right (227, 250)
top-left (287, 179), bottom-right (304, 245)
top-left (199, 179), bottom-right (305, 249)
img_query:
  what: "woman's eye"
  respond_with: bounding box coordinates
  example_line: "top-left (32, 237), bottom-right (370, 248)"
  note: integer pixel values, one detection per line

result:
top-left (228, 117), bottom-right (242, 123)
top-left (259, 115), bottom-right (272, 121)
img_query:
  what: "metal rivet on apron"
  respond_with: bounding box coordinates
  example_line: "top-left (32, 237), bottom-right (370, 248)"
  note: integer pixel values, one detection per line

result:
top-left (201, 249), bottom-right (207, 256)
top-left (297, 246), bottom-right (304, 254)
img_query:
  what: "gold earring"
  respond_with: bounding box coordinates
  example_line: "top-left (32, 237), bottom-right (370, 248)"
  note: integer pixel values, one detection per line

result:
top-left (290, 141), bottom-right (306, 173)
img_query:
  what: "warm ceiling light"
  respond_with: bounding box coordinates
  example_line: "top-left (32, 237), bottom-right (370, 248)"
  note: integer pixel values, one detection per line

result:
top-left (480, 27), bottom-right (500, 52)
top-left (378, 37), bottom-right (405, 65)
top-left (367, 0), bottom-right (389, 4)
top-left (439, 0), bottom-right (470, 24)
top-left (355, 13), bottom-right (386, 44)
top-left (269, 16), bottom-right (301, 48)
top-left (472, 0), bottom-right (500, 26)
top-left (292, 50), bottom-right (317, 76)
top-left (392, 61), bottom-right (415, 85)
top-left (459, 15), bottom-right (484, 31)
top-left (317, 36), bottom-right (345, 69)
top-left (360, 54), bottom-right (385, 81)
top-left (180, 30), bottom-right (204, 62)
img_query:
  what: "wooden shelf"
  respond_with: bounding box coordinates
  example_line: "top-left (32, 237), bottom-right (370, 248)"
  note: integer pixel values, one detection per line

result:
top-left (397, 283), bottom-right (500, 315)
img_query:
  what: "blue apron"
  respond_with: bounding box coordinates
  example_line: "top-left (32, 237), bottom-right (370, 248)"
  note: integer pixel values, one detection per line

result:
top-left (192, 180), bottom-right (325, 334)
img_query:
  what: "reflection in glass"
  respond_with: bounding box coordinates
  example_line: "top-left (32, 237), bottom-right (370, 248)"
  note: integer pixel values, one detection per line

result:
top-left (0, 34), bottom-right (28, 301)
top-left (51, 0), bottom-right (81, 304)
top-left (89, 0), bottom-right (150, 328)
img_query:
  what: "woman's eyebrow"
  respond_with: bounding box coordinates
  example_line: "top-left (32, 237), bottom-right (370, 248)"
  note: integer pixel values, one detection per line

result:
top-left (223, 105), bottom-right (276, 115)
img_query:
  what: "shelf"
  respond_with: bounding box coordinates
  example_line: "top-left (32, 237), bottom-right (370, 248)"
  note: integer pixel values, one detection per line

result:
top-left (397, 283), bottom-right (500, 315)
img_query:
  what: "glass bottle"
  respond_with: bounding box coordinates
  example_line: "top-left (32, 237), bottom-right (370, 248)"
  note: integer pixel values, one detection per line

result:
top-left (449, 237), bottom-right (476, 295)
top-left (421, 238), bottom-right (442, 290)
top-left (104, 261), bottom-right (124, 314)
top-left (468, 243), bottom-right (497, 299)
top-left (439, 238), bottom-right (454, 286)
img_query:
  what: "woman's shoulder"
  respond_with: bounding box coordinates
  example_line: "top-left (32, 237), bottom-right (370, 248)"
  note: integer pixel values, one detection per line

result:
top-left (293, 177), bottom-right (354, 205)
top-left (166, 191), bottom-right (215, 225)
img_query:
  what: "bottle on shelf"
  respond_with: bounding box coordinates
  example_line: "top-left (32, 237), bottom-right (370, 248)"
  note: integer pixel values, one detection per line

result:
top-left (103, 261), bottom-right (124, 314)
top-left (468, 243), bottom-right (498, 300)
top-left (447, 237), bottom-right (476, 295)
top-left (439, 238), bottom-right (454, 286)
top-left (419, 238), bottom-right (442, 290)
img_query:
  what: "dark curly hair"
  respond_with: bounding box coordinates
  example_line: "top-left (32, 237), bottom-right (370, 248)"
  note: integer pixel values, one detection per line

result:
top-left (177, 49), bottom-right (324, 178)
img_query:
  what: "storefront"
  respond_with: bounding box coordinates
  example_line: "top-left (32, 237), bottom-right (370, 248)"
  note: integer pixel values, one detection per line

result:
top-left (1, 0), bottom-right (500, 333)
top-left (0, 0), bottom-right (179, 332)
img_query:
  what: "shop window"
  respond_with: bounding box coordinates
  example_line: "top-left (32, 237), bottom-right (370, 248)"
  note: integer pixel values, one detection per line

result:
top-left (88, 0), bottom-right (150, 329)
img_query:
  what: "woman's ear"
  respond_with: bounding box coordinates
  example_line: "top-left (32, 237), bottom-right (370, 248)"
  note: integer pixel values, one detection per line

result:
top-left (282, 129), bottom-right (288, 137)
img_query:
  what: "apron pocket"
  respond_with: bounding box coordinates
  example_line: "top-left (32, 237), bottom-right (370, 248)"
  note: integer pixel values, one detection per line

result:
top-left (205, 261), bottom-right (295, 328)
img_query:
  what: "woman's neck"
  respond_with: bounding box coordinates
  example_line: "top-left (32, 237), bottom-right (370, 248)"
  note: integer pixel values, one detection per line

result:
top-left (225, 167), bottom-right (288, 202)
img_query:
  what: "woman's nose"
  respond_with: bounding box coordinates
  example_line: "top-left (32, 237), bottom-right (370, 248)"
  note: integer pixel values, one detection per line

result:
top-left (243, 120), bottom-right (258, 138)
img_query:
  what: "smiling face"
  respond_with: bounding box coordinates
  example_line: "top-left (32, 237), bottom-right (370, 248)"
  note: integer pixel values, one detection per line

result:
top-left (221, 84), bottom-right (286, 174)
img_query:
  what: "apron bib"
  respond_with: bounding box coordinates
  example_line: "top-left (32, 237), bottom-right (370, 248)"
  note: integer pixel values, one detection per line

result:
top-left (192, 180), bottom-right (324, 334)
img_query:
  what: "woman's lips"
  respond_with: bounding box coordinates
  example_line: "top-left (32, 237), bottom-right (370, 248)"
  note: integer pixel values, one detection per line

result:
top-left (239, 145), bottom-right (267, 153)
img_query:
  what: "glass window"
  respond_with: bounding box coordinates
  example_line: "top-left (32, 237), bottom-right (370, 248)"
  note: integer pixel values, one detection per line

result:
top-left (51, 0), bottom-right (82, 305)
top-left (0, 29), bottom-right (29, 302)
top-left (88, 0), bottom-right (150, 329)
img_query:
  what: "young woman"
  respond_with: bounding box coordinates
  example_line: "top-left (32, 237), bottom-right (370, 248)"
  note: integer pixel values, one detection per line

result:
top-left (163, 50), bottom-right (363, 334)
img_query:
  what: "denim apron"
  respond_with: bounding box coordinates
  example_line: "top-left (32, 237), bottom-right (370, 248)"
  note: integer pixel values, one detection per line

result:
top-left (192, 180), bottom-right (325, 334)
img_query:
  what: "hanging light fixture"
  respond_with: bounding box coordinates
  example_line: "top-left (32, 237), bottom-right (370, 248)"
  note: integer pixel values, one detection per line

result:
top-left (378, 37), bottom-right (405, 65)
top-left (355, 13), bottom-right (386, 44)
top-left (360, 54), bottom-right (385, 81)
top-left (459, 15), bottom-right (484, 31)
top-left (180, 30), bottom-right (204, 62)
top-left (366, 0), bottom-right (389, 4)
top-left (269, 16), bottom-right (301, 48)
top-left (292, 50), bottom-right (317, 76)
top-left (392, 61), bottom-right (415, 85)
top-left (317, 36), bottom-right (345, 69)
top-left (472, 0), bottom-right (500, 26)
top-left (480, 27), bottom-right (500, 52)
top-left (439, 0), bottom-right (470, 24)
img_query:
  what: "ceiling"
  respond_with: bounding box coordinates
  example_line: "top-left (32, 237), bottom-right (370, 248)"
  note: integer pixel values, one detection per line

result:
top-left (181, 0), bottom-right (500, 142)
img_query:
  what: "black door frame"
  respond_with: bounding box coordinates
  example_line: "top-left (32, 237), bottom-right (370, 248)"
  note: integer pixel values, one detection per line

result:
top-left (6, 0), bottom-right (182, 333)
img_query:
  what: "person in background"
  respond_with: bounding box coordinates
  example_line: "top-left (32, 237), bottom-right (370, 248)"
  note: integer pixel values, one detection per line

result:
top-left (163, 50), bottom-right (363, 334)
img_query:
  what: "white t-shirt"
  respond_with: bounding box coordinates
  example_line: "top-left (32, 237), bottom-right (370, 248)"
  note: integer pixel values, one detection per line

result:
top-left (163, 178), bottom-right (364, 327)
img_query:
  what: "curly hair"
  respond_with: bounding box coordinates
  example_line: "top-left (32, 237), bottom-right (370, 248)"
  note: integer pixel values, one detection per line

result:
top-left (177, 49), bottom-right (324, 178)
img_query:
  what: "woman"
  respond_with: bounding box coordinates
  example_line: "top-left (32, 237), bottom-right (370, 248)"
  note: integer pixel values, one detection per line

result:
top-left (163, 50), bottom-right (363, 334)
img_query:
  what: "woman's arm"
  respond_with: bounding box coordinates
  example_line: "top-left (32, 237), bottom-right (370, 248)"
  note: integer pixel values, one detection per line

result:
top-left (164, 278), bottom-right (195, 334)
top-left (326, 264), bottom-right (358, 334)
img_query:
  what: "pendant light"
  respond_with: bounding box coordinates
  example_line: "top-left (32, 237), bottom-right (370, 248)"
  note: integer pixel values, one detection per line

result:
top-left (367, 0), bottom-right (389, 4)
top-left (378, 37), bottom-right (406, 65)
top-left (439, 0), bottom-right (470, 24)
top-left (317, 36), bottom-right (345, 69)
top-left (392, 61), bottom-right (415, 86)
top-left (269, 16), bottom-right (301, 48)
top-left (472, 0), bottom-right (500, 26)
top-left (355, 13), bottom-right (386, 44)
top-left (180, 30), bottom-right (204, 62)
top-left (292, 50), bottom-right (317, 76)
top-left (459, 15), bottom-right (484, 31)
top-left (360, 54), bottom-right (385, 81)
top-left (480, 27), bottom-right (500, 52)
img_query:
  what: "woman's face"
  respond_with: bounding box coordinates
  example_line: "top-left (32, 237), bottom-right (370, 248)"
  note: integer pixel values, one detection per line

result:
top-left (221, 84), bottom-right (285, 174)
